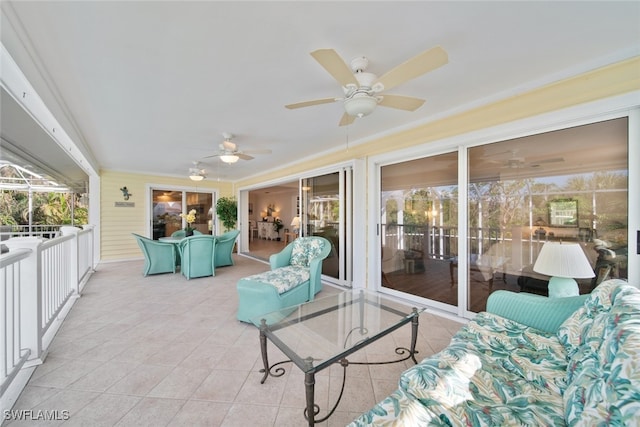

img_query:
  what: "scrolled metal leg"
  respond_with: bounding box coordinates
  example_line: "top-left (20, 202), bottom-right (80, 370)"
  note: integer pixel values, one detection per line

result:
top-left (303, 357), bottom-right (319, 426)
top-left (258, 319), bottom-right (289, 383)
top-left (410, 307), bottom-right (420, 364)
top-left (258, 320), bottom-right (270, 384)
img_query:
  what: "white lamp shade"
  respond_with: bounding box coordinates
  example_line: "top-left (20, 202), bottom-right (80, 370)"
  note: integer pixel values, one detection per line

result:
top-left (533, 242), bottom-right (595, 279)
top-left (290, 216), bottom-right (300, 227)
top-left (189, 174), bottom-right (204, 181)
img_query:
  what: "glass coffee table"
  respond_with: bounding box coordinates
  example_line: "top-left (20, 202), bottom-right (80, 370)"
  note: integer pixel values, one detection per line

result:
top-left (251, 289), bottom-right (424, 426)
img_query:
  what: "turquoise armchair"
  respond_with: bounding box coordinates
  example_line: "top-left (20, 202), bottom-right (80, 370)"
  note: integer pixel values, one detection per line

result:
top-left (214, 229), bottom-right (240, 267)
top-left (236, 236), bottom-right (331, 323)
top-left (132, 233), bottom-right (177, 276)
top-left (178, 235), bottom-right (216, 280)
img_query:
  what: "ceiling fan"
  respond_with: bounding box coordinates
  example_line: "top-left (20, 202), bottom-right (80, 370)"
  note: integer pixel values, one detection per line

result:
top-left (487, 150), bottom-right (564, 169)
top-left (203, 133), bottom-right (272, 164)
top-left (188, 161), bottom-right (206, 181)
top-left (285, 46), bottom-right (448, 126)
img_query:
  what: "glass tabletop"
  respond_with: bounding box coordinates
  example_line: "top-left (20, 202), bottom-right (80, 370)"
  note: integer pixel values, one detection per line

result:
top-left (252, 290), bottom-right (424, 372)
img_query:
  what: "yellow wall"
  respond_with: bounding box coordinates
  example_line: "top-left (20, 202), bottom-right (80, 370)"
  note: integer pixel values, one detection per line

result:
top-left (237, 57), bottom-right (640, 188)
top-left (100, 170), bottom-right (233, 260)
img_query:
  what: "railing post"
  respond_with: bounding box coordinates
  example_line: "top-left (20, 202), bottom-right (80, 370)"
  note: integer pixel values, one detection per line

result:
top-left (3, 238), bottom-right (44, 366)
top-left (60, 227), bottom-right (81, 296)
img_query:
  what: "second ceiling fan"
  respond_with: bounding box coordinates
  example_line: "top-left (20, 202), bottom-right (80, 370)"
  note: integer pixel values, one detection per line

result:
top-left (203, 133), bottom-right (271, 164)
top-left (285, 46), bottom-right (448, 126)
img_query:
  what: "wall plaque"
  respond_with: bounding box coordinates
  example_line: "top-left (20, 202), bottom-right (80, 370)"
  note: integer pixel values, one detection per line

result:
top-left (115, 202), bottom-right (135, 207)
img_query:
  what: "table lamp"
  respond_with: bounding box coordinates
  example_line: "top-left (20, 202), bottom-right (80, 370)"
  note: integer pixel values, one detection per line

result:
top-left (533, 242), bottom-right (595, 298)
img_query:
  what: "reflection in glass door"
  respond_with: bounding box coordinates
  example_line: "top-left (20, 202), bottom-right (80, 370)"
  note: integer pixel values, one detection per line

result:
top-left (151, 189), bottom-right (214, 239)
top-left (380, 152), bottom-right (458, 308)
top-left (467, 117), bottom-right (628, 313)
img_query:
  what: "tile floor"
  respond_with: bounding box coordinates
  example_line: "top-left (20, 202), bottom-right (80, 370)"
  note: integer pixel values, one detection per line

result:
top-left (6, 255), bottom-right (462, 426)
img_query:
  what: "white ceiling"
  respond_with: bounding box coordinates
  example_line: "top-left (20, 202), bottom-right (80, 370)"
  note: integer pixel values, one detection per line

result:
top-left (1, 1), bottom-right (639, 189)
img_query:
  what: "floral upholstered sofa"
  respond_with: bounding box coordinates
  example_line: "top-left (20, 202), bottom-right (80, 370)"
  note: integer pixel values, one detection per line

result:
top-left (349, 279), bottom-right (639, 426)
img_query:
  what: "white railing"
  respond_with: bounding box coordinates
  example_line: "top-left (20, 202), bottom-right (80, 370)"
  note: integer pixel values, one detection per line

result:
top-left (0, 224), bottom-right (63, 240)
top-left (0, 226), bottom-right (94, 418)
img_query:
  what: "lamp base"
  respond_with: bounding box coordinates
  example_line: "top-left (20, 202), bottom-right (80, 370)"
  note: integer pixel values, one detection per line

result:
top-left (548, 276), bottom-right (579, 298)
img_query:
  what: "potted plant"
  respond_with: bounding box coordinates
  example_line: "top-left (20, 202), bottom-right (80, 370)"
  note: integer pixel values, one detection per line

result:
top-left (180, 209), bottom-right (197, 236)
top-left (273, 217), bottom-right (284, 240)
top-left (216, 196), bottom-right (237, 232)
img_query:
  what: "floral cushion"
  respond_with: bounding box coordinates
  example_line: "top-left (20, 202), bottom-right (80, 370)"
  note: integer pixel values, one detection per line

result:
top-left (289, 237), bottom-right (325, 268)
top-left (558, 279), bottom-right (640, 425)
top-left (349, 279), bottom-right (640, 427)
top-left (557, 279), bottom-right (622, 361)
top-left (350, 312), bottom-right (569, 426)
top-left (244, 266), bottom-right (310, 294)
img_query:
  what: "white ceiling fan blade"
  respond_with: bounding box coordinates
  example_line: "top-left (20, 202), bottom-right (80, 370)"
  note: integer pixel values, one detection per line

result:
top-left (378, 94), bottom-right (425, 111)
top-left (310, 49), bottom-right (359, 87)
top-left (285, 97), bottom-right (339, 109)
top-left (374, 46), bottom-right (448, 92)
top-left (338, 112), bottom-right (356, 127)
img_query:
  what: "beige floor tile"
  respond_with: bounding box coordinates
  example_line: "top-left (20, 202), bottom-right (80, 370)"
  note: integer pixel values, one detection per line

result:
top-left (220, 403), bottom-right (279, 427)
top-left (29, 359), bottom-right (104, 388)
top-left (113, 397), bottom-right (185, 427)
top-left (330, 375), bottom-right (377, 414)
top-left (191, 369), bottom-right (249, 402)
top-left (7, 385), bottom-right (62, 411)
top-left (146, 366), bottom-right (210, 399)
top-left (33, 388), bottom-right (101, 419)
top-left (179, 341), bottom-right (228, 370)
top-left (106, 364), bottom-right (173, 396)
top-left (234, 370), bottom-right (286, 405)
top-left (168, 400), bottom-right (230, 426)
top-left (68, 361), bottom-right (139, 392)
top-left (63, 393), bottom-right (141, 427)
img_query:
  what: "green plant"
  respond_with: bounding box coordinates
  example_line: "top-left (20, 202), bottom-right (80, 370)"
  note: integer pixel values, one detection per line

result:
top-left (216, 196), bottom-right (237, 231)
top-left (273, 218), bottom-right (284, 233)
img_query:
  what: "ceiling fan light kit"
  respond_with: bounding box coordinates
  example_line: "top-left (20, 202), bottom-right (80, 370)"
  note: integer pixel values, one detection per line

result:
top-left (188, 162), bottom-right (206, 181)
top-left (285, 46), bottom-right (448, 126)
top-left (220, 154), bottom-right (239, 164)
top-left (201, 133), bottom-right (271, 164)
top-left (343, 94), bottom-right (378, 118)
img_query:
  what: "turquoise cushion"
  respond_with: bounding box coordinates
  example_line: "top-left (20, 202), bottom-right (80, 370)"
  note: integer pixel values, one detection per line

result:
top-left (290, 237), bottom-right (325, 268)
top-left (244, 266), bottom-right (310, 294)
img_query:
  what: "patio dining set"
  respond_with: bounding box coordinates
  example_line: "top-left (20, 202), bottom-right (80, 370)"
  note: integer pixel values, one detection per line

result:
top-left (132, 229), bottom-right (240, 279)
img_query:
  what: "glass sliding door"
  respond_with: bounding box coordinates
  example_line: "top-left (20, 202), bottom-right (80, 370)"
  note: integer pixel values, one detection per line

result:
top-left (151, 188), bottom-right (215, 239)
top-left (467, 117), bottom-right (629, 312)
top-left (380, 152), bottom-right (459, 308)
top-left (301, 168), bottom-right (352, 286)
top-left (186, 191), bottom-right (214, 234)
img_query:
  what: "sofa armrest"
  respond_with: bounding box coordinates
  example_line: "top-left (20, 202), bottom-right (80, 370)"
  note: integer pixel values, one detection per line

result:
top-left (486, 290), bottom-right (589, 334)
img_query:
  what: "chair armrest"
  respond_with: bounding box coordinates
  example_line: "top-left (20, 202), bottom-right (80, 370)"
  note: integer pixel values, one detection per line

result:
top-left (486, 290), bottom-right (589, 334)
top-left (270, 244), bottom-right (294, 270)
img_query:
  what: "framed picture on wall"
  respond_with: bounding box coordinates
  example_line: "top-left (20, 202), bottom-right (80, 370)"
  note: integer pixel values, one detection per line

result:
top-left (548, 199), bottom-right (578, 227)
